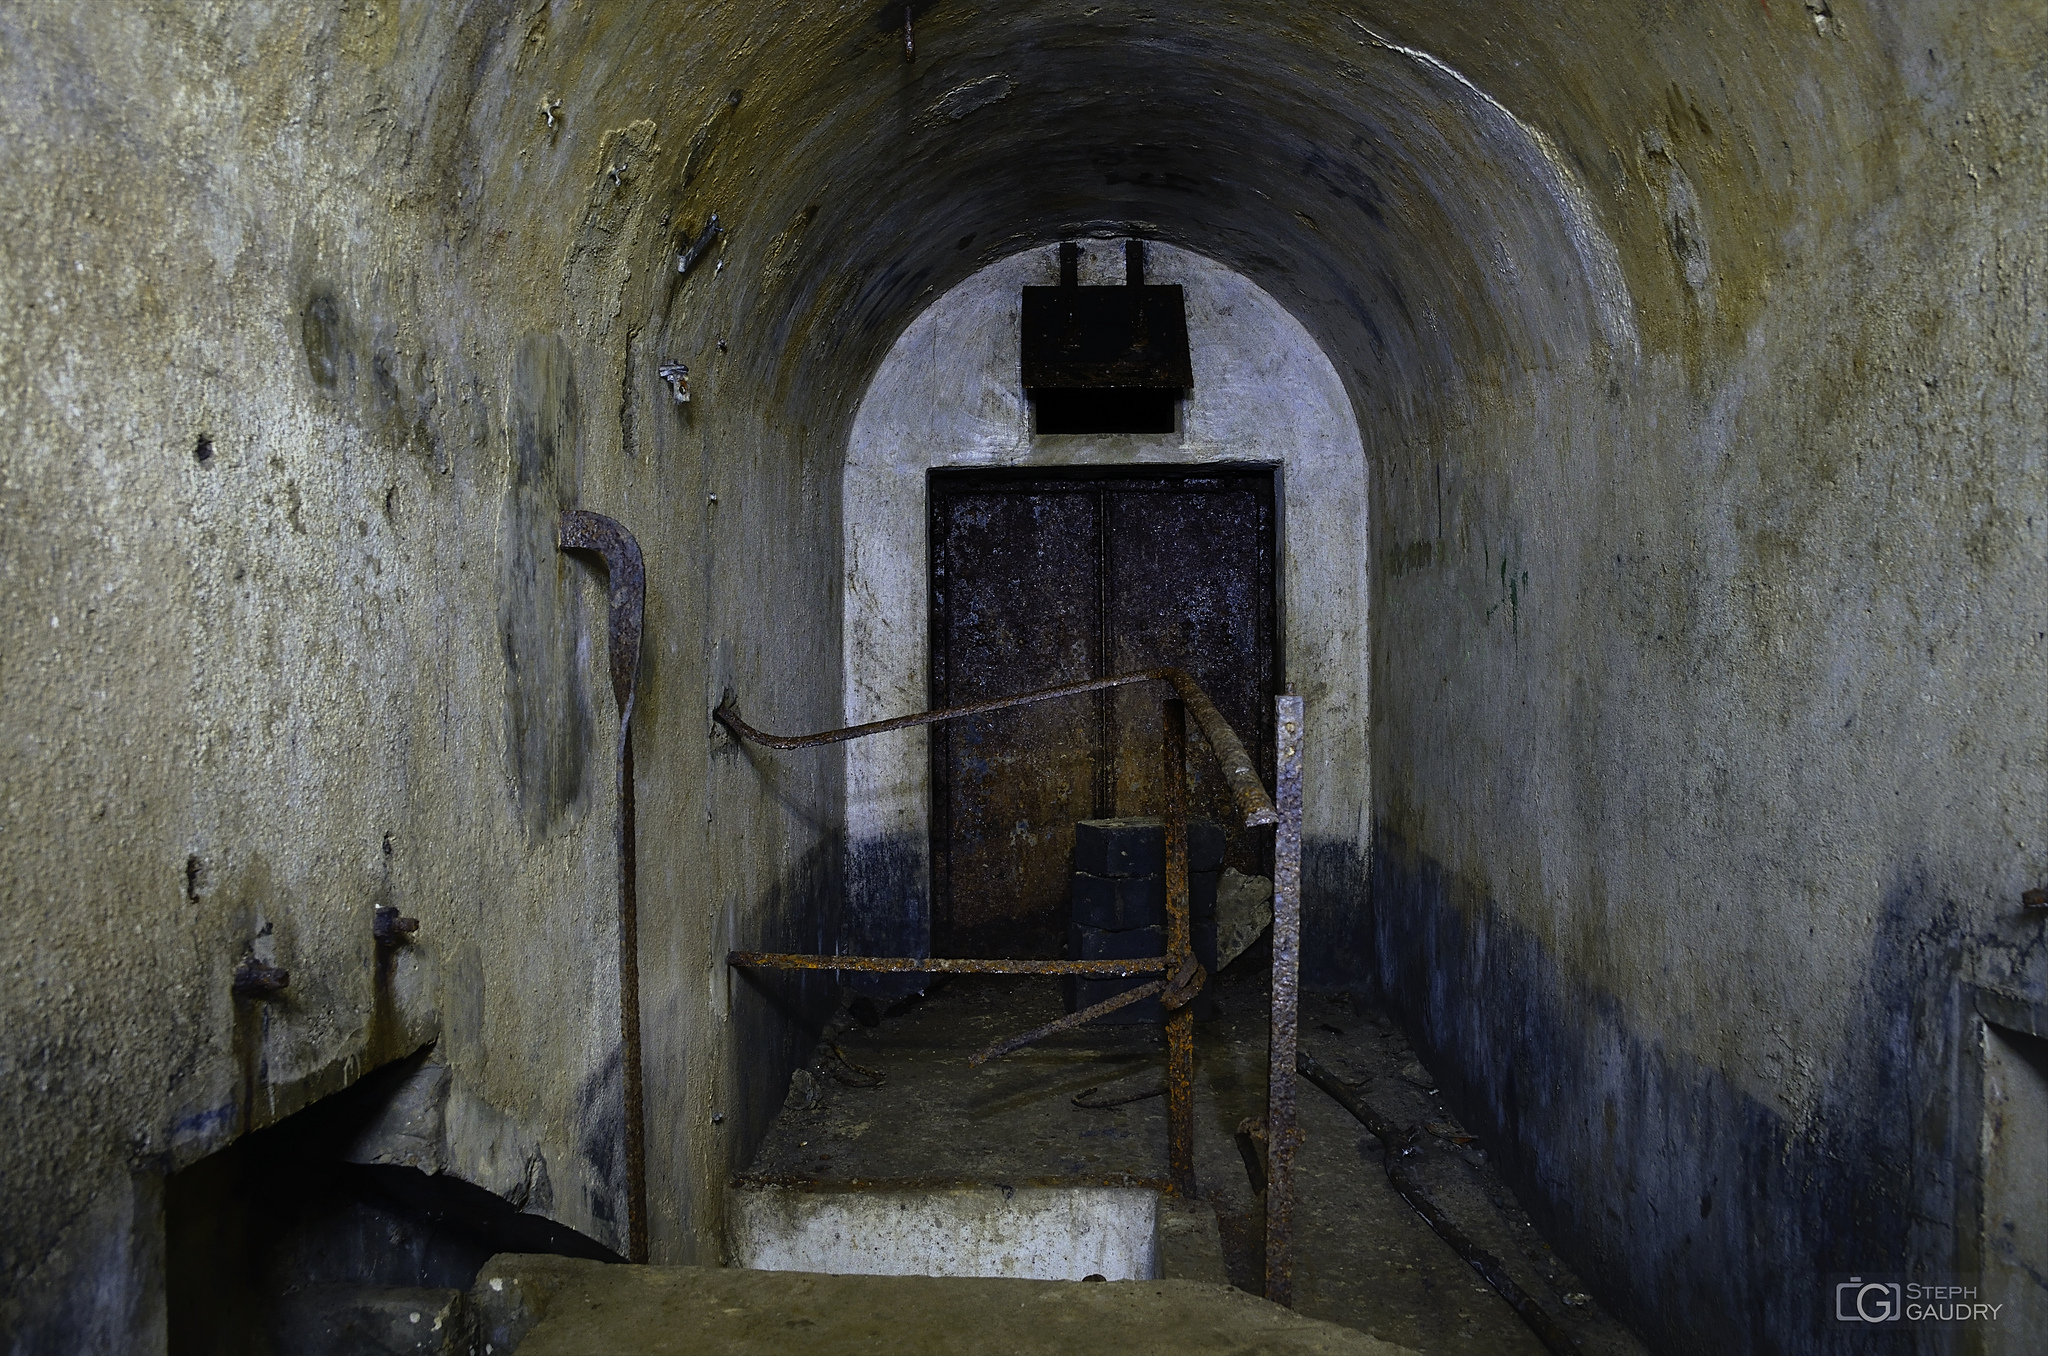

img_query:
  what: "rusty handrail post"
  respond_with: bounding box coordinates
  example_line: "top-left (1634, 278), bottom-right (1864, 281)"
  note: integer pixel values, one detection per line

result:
top-left (1162, 699), bottom-right (1197, 1197)
top-left (1264, 695), bottom-right (1305, 1304)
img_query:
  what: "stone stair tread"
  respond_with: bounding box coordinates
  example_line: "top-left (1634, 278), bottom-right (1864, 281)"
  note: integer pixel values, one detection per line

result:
top-left (476, 1255), bottom-right (1424, 1356)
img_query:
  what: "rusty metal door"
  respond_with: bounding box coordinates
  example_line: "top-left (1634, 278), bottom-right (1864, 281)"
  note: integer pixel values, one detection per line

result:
top-left (929, 467), bottom-right (1278, 956)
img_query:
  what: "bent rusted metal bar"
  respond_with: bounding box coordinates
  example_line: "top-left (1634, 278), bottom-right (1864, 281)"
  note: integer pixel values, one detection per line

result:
top-left (727, 952), bottom-right (1168, 977)
top-left (1298, 1052), bottom-right (1584, 1356)
top-left (969, 979), bottom-right (1169, 1066)
top-left (559, 510), bottom-right (649, 1265)
top-left (1264, 695), bottom-right (1305, 1305)
top-left (714, 666), bottom-right (1277, 829)
top-left (1163, 699), bottom-right (1198, 1197)
top-left (967, 953), bottom-right (1205, 1066)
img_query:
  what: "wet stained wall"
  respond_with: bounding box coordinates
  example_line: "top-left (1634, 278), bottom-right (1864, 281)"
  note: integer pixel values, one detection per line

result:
top-left (0, 2), bottom-right (2042, 1354)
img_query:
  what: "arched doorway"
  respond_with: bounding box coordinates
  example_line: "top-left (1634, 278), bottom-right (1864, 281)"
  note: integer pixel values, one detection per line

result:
top-left (839, 240), bottom-right (1371, 974)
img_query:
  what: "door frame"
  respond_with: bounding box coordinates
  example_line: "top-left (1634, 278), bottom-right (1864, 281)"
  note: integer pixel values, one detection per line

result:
top-left (924, 462), bottom-right (1284, 953)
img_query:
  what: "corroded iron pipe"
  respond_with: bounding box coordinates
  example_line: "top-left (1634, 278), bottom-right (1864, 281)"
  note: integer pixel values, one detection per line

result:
top-left (1298, 1051), bottom-right (1583, 1356)
top-left (559, 509), bottom-right (649, 1265)
top-left (1163, 699), bottom-right (1197, 1197)
top-left (968, 979), bottom-right (1168, 1066)
top-left (713, 667), bottom-right (1277, 829)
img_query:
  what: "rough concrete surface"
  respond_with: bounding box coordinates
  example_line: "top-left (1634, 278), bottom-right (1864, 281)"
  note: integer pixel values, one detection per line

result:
top-left (476, 1254), bottom-right (1422, 1356)
top-left (1, 0), bottom-right (2041, 1352)
top-left (740, 973), bottom-right (1645, 1356)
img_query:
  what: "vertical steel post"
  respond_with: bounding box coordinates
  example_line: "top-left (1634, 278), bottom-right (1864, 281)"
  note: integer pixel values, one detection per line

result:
top-left (1265, 694), bottom-right (1305, 1304)
top-left (1162, 698), bottom-right (1196, 1197)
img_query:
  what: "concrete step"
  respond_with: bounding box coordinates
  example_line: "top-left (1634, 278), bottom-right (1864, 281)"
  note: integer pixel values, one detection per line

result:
top-left (268, 1283), bottom-right (470, 1355)
top-left (727, 1183), bottom-right (1163, 1281)
top-left (471, 1255), bottom-right (1423, 1355)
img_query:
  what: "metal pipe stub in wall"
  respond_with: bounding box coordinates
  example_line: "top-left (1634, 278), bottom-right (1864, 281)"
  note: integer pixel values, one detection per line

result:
top-left (718, 675), bottom-right (1308, 1302)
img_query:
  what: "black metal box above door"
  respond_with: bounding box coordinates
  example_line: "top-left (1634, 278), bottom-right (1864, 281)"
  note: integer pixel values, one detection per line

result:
top-left (1021, 242), bottom-right (1193, 434)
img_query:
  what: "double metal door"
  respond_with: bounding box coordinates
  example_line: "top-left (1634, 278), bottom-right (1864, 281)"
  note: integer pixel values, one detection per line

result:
top-left (928, 466), bottom-right (1278, 956)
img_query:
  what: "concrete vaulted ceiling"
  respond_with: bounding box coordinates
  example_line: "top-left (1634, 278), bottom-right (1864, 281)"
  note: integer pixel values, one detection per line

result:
top-left (431, 0), bottom-right (1889, 452)
top-left (5, 0), bottom-right (2040, 1349)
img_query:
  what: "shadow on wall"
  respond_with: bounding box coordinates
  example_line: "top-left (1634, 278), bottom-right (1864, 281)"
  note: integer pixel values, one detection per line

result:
top-left (498, 333), bottom-right (593, 842)
top-left (1369, 827), bottom-right (1997, 1356)
top-left (724, 839), bottom-right (845, 1180)
top-left (843, 831), bottom-right (928, 1001)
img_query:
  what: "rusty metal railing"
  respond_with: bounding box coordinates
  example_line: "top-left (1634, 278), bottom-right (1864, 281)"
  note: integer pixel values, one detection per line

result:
top-left (716, 669), bottom-right (1305, 1303)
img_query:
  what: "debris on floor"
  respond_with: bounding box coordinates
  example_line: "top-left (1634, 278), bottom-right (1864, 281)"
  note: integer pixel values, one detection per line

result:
top-left (737, 970), bottom-right (1650, 1356)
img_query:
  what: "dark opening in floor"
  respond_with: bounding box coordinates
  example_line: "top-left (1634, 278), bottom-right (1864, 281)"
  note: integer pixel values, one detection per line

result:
top-left (165, 1048), bottom-right (615, 1356)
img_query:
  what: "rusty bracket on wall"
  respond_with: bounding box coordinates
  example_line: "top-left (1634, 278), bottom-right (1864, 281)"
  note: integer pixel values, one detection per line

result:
top-left (558, 509), bottom-right (649, 1264)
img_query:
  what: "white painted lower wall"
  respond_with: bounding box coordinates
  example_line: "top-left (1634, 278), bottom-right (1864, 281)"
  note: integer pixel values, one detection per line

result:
top-left (728, 1185), bottom-right (1162, 1281)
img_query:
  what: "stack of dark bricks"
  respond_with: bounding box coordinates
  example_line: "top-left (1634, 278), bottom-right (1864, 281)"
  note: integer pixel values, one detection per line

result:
top-left (1065, 816), bottom-right (1224, 1024)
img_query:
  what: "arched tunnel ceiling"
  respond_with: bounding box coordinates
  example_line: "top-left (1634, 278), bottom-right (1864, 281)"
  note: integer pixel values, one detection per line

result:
top-left (2, 0), bottom-right (2040, 1337)
top-left (440, 0), bottom-right (1899, 460)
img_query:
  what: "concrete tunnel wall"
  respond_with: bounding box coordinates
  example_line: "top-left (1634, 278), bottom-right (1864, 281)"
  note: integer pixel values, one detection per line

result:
top-left (0, 2), bottom-right (2042, 1353)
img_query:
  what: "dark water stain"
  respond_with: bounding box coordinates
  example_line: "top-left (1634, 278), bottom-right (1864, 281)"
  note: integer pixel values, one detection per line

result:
top-left (727, 842), bottom-right (843, 1178)
top-left (844, 832), bottom-right (930, 1000)
top-left (1300, 147), bottom-right (1388, 226)
top-left (496, 333), bottom-right (593, 841)
top-left (301, 290), bottom-right (353, 391)
top-left (575, 1044), bottom-right (625, 1233)
top-left (1302, 835), bottom-right (1371, 985)
top-left (298, 286), bottom-right (442, 468)
top-left (1370, 826), bottom-right (2009, 1356)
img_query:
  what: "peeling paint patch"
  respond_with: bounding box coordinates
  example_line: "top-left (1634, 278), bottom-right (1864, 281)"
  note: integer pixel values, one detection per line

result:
top-left (918, 74), bottom-right (1015, 129)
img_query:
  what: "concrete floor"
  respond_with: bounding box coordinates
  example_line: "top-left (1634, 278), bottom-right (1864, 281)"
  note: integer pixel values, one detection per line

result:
top-left (477, 1256), bottom-right (1420, 1355)
top-left (735, 967), bottom-right (1651, 1356)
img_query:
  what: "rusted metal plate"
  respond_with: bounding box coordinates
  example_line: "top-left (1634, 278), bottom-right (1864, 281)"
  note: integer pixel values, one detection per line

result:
top-left (929, 484), bottom-right (1103, 956)
top-left (929, 469), bottom-right (1278, 958)
top-left (1104, 475), bottom-right (1277, 879)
